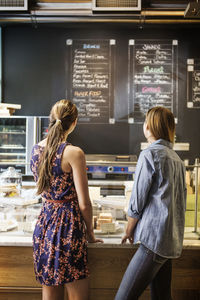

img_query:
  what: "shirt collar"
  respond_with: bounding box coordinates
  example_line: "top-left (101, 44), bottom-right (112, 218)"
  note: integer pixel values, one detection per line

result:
top-left (150, 139), bottom-right (173, 149)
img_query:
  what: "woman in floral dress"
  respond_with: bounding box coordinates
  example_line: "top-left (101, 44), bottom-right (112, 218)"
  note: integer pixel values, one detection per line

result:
top-left (30, 99), bottom-right (102, 300)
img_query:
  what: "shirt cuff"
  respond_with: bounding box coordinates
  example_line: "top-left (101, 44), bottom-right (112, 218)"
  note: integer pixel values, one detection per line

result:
top-left (127, 207), bottom-right (141, 219)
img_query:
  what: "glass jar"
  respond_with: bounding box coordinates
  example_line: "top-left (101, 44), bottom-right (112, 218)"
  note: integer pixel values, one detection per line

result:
top-left (0, 167), bottom-right (22, 197)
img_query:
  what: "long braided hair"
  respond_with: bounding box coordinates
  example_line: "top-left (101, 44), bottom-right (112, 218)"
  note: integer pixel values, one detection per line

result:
top-left (37, 99), bottom-right (78, 194)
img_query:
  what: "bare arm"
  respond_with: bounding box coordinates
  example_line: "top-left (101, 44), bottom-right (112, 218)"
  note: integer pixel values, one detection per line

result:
top-left (64, 146), bottom-right (103, 243)
top-left (122, 216), bottom-right (138, 244)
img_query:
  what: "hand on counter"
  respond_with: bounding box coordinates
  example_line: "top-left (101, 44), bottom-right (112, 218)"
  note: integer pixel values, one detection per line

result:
top-left (87, 231), bottom-right (104, 244)
top-left (121, 234), bottom-right (134, 244)
top-left (121, 216), bottom-right (138, 244)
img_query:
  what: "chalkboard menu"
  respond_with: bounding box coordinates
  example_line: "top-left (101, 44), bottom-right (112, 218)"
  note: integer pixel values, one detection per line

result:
top-left (66, 39), bottom-right (115, 124)
top-left (128, 39), bottom-right (178, 123)
top-left (187, 59), bottom-right (200, 109)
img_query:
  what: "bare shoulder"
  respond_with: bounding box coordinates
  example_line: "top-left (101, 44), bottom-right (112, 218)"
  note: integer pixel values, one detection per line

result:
top-left (63, 145), bottom-right (85, 162)
top-left (38, 139), bottom-right (47, 147)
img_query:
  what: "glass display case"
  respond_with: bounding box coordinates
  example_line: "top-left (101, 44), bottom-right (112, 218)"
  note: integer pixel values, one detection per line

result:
top-left (36, 116), bottom-right (49, 142)
top-left (0, 117), bottom-right (36, 175)
top-left (0, 166), bottom-right (22, 197)
top-left (0, 188), bottom-right (41, 233)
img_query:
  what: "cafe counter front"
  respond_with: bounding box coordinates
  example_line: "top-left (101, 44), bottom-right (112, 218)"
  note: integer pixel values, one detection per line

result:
top-left (0, 168), bottom-right (199, 300)
top-left (0, 232), bottom-right (199, 300)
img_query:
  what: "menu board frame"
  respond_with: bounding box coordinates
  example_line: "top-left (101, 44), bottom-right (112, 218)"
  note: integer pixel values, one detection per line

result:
top-left (187, 58), bottom-right (200, 109)
top-left (128, 39), bottom-right (178, 124)
top-left (0, 27), bottom-right (2, 103)
top-left (66, 39), bottom-right (115, 124)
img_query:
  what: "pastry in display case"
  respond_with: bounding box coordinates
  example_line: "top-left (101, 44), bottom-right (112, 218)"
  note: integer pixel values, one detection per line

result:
top-left (0, 205), bottom-right (18, 232)
top-left (18, 203), bottom-right (42, 233)
top-left (93, 206), bottom-right (125, 236)
top-left (0, 197), bottom-right (41, 233)
top-left (0, 167), bottom-right (41, 233)
top-left (0, 167), bottom-right (22, 197)
top-left (89, 186), bottom-right (129, 236)
top-left (86, 155), bottom-right (136, 237)
top-left (96, 212), bottom-right (116, 233)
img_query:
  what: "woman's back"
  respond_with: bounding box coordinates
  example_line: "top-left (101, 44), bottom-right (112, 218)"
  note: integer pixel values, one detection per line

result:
top-left (30, 99), bottom-right (101, 300)
top-left (31, 141), bottom-right (89, 286)
top-left (130, 139), bottom-right (186, 258)
top-left (31, 142), bottom-right (77, 201)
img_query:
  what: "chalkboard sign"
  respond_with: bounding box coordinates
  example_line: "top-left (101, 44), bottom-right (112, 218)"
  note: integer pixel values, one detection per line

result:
top-left (66, 39), bottom-right (115, 124)
top-left (187, 59), bottom-right (200, 108)
top-left (128, 39), bottom-right (178, 123)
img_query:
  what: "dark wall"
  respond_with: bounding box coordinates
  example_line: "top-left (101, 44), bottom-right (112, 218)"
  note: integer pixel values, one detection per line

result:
top-left (2, 23), bottom-right (200, 162)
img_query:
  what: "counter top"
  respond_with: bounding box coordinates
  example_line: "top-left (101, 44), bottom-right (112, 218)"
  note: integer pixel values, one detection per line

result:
top-left (0, 230), bottom-right (199, 249)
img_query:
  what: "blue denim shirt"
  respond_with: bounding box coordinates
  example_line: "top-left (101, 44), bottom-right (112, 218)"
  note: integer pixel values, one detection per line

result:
top-left (128, 139), bottom-right (187, 258)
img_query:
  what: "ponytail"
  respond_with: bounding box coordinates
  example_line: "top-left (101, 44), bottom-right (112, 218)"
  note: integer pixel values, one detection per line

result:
top-left (36, 100), bottom-right (78, 195)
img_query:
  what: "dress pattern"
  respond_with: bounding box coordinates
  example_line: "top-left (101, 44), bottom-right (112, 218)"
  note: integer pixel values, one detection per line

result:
top-left (30, 142), bottom-right (89, 286)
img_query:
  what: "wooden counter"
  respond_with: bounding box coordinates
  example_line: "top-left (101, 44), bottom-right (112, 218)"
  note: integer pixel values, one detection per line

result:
top-left (0, 236), bottom-right (199, 300)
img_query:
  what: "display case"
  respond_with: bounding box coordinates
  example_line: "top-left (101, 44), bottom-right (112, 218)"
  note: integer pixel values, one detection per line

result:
top-left (36, 116), bottom-right (49, 142)
top-left (0, 187), bottom-right (41, 233)
top-left (0, 117), bottom-right (36, 175)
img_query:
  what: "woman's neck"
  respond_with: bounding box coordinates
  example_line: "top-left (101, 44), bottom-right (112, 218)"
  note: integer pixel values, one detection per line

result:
top-left (147, 136), bottom-right (157, 144)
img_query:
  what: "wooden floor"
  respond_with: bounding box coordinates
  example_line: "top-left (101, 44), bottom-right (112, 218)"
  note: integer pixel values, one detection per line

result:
top-left (0, 246), bottom-right (199, 300)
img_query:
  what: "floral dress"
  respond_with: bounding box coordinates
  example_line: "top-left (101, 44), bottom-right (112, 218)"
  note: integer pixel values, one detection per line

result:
top-left (30, 142), bottom-right (89, 286)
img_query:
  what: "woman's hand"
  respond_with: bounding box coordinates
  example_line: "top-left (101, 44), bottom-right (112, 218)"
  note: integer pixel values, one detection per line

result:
top-left (121, 233), bottom-right (134, 244)
top-left (121, 217), bottom-right (139, 244)
top-left (87, 231), bottom-right (104, 244)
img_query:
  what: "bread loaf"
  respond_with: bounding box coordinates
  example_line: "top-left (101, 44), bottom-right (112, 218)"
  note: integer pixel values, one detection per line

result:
top-left (99, 212), bottom-right (113, 219)
top-left (96, 212), bottom-right (113, 229)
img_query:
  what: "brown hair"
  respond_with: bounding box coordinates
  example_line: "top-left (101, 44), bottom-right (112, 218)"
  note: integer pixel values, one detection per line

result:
top-left (146, 106), bottom-right (175, 143)
top-left (37, 99), bottom-right (78, 194)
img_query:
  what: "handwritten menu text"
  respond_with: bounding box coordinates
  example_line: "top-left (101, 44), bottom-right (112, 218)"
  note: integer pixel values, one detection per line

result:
top-left (66, 39), bottom-right (115, 123)
top-left (128, 39), bottom-right (178, 123)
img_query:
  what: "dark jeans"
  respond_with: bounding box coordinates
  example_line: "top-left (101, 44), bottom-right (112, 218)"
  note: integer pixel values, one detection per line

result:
top-left (114, 244), bottom-right (173, 300)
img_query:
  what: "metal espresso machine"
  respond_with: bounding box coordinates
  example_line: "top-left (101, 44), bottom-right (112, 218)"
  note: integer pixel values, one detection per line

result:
top-left (86, 154), bottom-right (137, 236)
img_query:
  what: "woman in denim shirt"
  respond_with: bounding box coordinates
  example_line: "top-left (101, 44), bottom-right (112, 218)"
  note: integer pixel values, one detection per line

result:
top-left (115, 107), bottom-right (186, 300)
